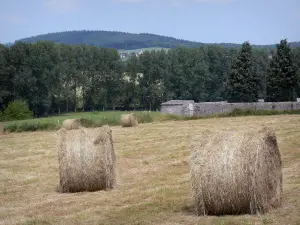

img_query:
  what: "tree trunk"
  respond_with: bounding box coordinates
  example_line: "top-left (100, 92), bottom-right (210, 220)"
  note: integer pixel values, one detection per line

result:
top-left (74, 88), bottom-right (77, 112)
top-left (82, 88), bottom-right (85, 112)
top-left (66, 98), bottom-right (69, 112)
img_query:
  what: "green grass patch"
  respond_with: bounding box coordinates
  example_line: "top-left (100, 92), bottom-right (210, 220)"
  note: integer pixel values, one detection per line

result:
top-left (5, 121), bottom-right (58, 132)
top-left (155, 108), bottom-right (300, 123)
top-left (3, 108), bottom-right (300, 133)
top-left (3, 111), bottom-right (158, 133)
top-left (179, 108), bottom-right (300, 121)
top-left (223, 108), bottom-right (300, 117)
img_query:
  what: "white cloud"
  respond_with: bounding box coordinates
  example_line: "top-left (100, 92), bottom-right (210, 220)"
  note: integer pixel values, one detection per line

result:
top-left (44, 0), bottom-right (82, 13)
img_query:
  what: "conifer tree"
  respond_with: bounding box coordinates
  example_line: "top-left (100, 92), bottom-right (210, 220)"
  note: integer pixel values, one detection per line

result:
top-left (227, 42), bottom-right (258, 102)
top-left (266, 39), bottom-right (297, 102)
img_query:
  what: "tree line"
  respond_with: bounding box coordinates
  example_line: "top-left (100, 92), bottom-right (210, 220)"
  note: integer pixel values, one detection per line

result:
top-left (0, 40), bottom-right (300, 117)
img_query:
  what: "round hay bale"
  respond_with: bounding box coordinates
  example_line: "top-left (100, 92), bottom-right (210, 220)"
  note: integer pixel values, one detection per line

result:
top-left (0, 123), bottom-right (4, 134)
top-left (56, 125), bottom-right (116, 193)
top-left (62, 119), bottom-right (82, 130)
top-left (120, 113), bottom-right (138, 127)
top-left (189, 126), bottom-right (282, 216)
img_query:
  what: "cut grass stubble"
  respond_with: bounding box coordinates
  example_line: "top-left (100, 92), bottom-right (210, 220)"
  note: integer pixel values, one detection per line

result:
top-left (1, 115), bottom-right (300, 225)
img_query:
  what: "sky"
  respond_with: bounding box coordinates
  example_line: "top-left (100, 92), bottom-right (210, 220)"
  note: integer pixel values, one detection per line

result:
top-left (0, 0), bottom-right (299, 45)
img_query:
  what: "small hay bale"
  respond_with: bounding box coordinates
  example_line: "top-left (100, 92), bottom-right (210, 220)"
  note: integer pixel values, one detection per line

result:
top-left (57, 125), bottom-right (116, 193)
top-left (0, 123), bottom-right (4, 134)
top-left (120, 113), bottom-right (138, 127)
top-left (189, 126), bottom-right (282, 215)
top-left (62, 119), bottom-right (82, 130)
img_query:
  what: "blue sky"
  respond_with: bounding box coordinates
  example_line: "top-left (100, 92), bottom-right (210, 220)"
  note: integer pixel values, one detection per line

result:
top-left (0, 0), bottom-right (299, 44)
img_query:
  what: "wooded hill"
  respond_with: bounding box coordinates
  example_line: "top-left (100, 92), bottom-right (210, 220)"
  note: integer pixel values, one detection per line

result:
top-left (14, 30), bottom-right (300, 50)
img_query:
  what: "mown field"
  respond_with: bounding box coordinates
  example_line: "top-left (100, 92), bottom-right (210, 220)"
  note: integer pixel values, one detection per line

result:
top-left (1, 115), bottom-right (300, 225)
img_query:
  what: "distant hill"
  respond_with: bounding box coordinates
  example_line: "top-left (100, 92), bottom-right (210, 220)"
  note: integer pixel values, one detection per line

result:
top-left (13, 30), bottom-right (300, 50)
top-left (17, 30), bottom-right (204, 50)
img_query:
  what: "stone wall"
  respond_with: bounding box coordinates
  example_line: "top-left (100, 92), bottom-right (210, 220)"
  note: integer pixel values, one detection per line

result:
top-left (160, 100), bottom-right (194, 117)
top-left (161, 100), bottom-right (300, 117)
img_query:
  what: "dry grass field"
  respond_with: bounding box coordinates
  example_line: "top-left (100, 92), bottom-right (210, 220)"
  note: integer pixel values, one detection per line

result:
top-left (1, 115), bottom-right (300, 225)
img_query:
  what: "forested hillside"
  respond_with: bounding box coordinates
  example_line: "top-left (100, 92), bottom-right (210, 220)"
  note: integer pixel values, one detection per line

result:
top-left (17, 31), bottom-right (203, 50)
top-left (1, 41), bottom-right (300, 118)
top-left (15, 30), bottom-right (300, 50)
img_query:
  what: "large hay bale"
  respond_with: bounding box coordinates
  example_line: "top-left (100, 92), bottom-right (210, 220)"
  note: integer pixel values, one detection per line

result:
top-left (120, 113), bottom-right (138, 127)
top-left (57, 125), bottom-right (116, 193)
top-left (62, 119), bottom-right (81, 130)
top-left (0, 123), bottom-right (4, 134)
top-left (189, 126), bottom-right (282, 215)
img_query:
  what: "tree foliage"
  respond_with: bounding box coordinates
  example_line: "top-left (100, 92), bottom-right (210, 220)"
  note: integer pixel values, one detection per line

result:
top-left (0, 40), bottom-right (300, 120)
top-left (0, 100), bottom-right (33, 121)
top-left (227, 42), bottom-right (259, 102)
top-left (266, 39), bottom-right (297, 102)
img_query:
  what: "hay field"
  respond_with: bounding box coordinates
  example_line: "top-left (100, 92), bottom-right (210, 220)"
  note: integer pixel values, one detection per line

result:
top-left (1, 115), bottom-right (300, 225)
